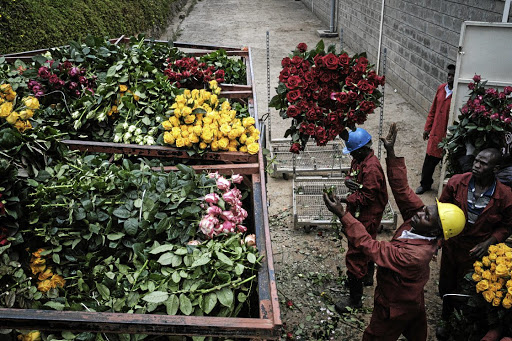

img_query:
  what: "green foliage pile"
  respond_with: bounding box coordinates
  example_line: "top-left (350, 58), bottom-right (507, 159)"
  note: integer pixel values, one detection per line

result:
top-left (0, 0), bottom-right (181, 54)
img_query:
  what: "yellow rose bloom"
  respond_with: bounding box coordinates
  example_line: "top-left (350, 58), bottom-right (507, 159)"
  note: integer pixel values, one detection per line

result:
top-left (496, 263), bottom-right (509, 277)
top-left (162, 120), bottom-right (173, 130)
top-left (119, 85), bottom-right (128, 92)
top-left (23, 96), bottom-right (39, 110)
top-left (240, 133), bottom-right (248, 144)
top-left (163, 132), bottom-right (176, 145)
top-left (496, 290), bottom-right (504, 298)
top-left (32, 249), bottom-right (45, 258)
top-left (176, 138), bottom-right (185, 148)
top-left (209, 80), bottom-right (218, 89)
top-left (247, 142), bottom-right (260, 155)
top-left (38, 267), bottom-right (53, 281)
top-left (489, 245), bottom-right (498, 254)
top-left (17, 330), bottom-right (41, 341)
top-left (482, 270), bottom-right (492, 280)
top-left (503, 297), bottom-right (512, 309)
top-left (189, 133), bottom-right (199, 144)
top-left (37, 279), bottom-right (52, 292)
top-left (0, 101), bottom-right (13, 118)
top-left (210, 94), bottom-right (218, 105)
top-left (172, 127), bottom-right (181, 139)
top-left (211, 140), bottom-right (219, 151)
top-left (50, 274), bottom-right (66, 288)
top-left (5, 91), bottom-right (16, 102)
top-left (182, 106), bottom-right (193, 116)
top-left (491, 263), bottom-right (497, 272)
top-left (220, 124), bottom-right (232, 134)
top-left (218, 137), bottom-right (229, 150)
top-left (482, 256), bottom-right (491, 267)
top-left (30, 257), bottom-right (46, 265)
top-left (496, 256), bottom-right (507, 265)
top-left (482, 290), bottom-right (495, 303)
top-left (169, 116), bottom-right (180, 127)
top-left (184, 137), bottom-right (193, 147)
top-left (0, 83), bottom-right (13, 94)
top-left (239, 145), bottom-right (248, 153)
top-left (472, 273), bottom-right (482, 282)
top-left (476, 279), bottom-right (490, 293)
top-left (30, 263), bottom-right (46, 275)
top-left (221, 101), bottom-right (231, 111)
top-left (507, 280), bottom-right (512, 288)
top-left (228, 130), bottom-right (240, 140)
top-left (14, 120), bottom-right (27, 132)
top-left (506, 251), bottom-right (512, 259)
top-left (133, 93), bottom-right (140, 101)
top-left (199, 142), bottom-right (208, 150)
top-left (243, 117), bottom-right (256, 127)
top-left (489, 253), bottom-right (497, 261)
top-left (181, 130), bottom-right (189, 138)
top-left (184, 114), bottom-right (195, 124)
top-left (474, 261), bottom-right (483, 268)
top-left (245, 136), bottom-right (256, 145)
top-left (493, 297), bottom-right (502, 307)
top-left (251, 132), bottom-right (260, 140)
top-left (491, 273), bottom-right (498, 282)
top-left (193, 125), bottom-right (202, 136)
top-left (174, 108), bottom-right (182, 117)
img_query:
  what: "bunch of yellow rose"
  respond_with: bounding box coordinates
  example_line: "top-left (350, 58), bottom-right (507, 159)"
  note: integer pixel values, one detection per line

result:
top-left (0, 83), bottom-right (39, 132)
top-left (29, 248), bottom-right (66, 293)
top-left (162, 80), bottom-right (260, 154)
top-left (472, 243), bottom-right (512, 309)
top-left (17, 330), bottom-right (41, 341)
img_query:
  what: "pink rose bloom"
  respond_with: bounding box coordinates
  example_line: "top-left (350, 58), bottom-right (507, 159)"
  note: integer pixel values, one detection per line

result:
top-left (208, 172), bottom-right (220, 179)
top-left (220, 221), bottom-right (236, 233)
top-left (199, 215), bottom-right (218, 237)
top-left (244, 234), bottom-right (256, 247)
top-left (237, 225), bottom-right (248, 233)
top-left (504, 117), bottom-right (512, 124)
top-left (207, 205), bottom-right (222, 216)
top-left (216, 177), bottom-right (231, 191)
top-left (231, 174), bottom-right (243, 184)
top-left (490, 113), bottom-right (499, 120)
top-left (221, 210), bottom-right (236, 221)
top-left (223, 189), bottom-right (241, 205)
top-left (473, 74), bottom-right (481, 83)
top-left (205, 193), bottom-right (220, 204)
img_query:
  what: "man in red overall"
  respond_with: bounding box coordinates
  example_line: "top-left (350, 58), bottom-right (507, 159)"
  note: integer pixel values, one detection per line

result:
top-left (437, 148), bottom-right (512, 338)
top-left (335, 128), bottom-right (388, 313)
top-left (324, 123), bottom-right (465, 340)
top-left (416, 64), bottom-right (456, 194)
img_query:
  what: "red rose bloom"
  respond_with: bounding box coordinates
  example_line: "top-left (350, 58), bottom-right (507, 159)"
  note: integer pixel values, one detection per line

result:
top-left (339, 53), bottom-right (350, 65)
top-left (291, 56), bottom-right (303, 65)
top-left (306, 123), bottom-right (316, 135)
top-left (473, 74), bottom-right (481, 83)
top-left (297, 43), bottom-right (308, 52)
top-left (289, 143), bottom-right (301, 154)
top-left (286, 105), bottom-right (301, 118)
top-left (286, 89), bottom-right (301, 102)
top-left (334, 92), bottom-right (349, 104)
top-left (357, 80), bottom-right (374, 93)
top-left (313, 54), bottom-right (324, 67)
top-left (286, 75), bottom-right (302, 90)
top-left (281, 57), bottom-right (291, 68)
top-left (468, 83), bottom-right (475, 90)
top-left (322, 53), bottom-right (339, 70)
top-left (301, 60), bottom-right (311, 70)
top-left (279, 68), bottom-right (291, 82)
top-left (304, 71), bottom-right (314, 84)
top-left (319, 72), bottom-right (331, 83)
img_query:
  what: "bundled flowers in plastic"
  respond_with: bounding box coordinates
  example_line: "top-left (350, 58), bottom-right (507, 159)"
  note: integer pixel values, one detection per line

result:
top-left (472, 243), bottom-right (512, 309)
top-left (199, 173), bottom-right (248, 239)
top-left (269, 41), bottom-right (384, 153)
top-left (164, 56), bottom-right (225, 89)
top-left (0, 83), bottom-right (39, 132)
top-left (162, 80), bottom-right (260, 154)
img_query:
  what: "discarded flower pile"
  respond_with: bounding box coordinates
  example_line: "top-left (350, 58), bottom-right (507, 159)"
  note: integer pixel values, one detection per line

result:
top-left (162, 80), bottom-right (260, 154)
top-left (472, 243), bottom-right (512, 309)
top-left (269, 41), bottom-right (384, 152)
top-left (0, 83), bottom-right (39, 132)
top-left (441, 75), bottom-right (512, 174)
top-left (200, 173), bottom-right (248, 238)
top-left (164, 56), bottom-right (225, 89)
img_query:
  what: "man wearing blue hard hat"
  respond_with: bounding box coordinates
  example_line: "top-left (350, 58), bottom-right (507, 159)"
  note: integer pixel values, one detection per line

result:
top-left (334, 127), bottom-right (388, 313)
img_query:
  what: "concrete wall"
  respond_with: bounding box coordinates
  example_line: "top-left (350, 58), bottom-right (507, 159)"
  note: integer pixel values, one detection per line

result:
top-left (304, 0), bottom-right (511, 114)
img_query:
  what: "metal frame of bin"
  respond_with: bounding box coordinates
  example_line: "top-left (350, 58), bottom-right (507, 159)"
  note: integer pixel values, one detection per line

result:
top-left (269, 138), bottom-right (351, 179)
top-left (292, 176), bottom-right (397, 230)
top-left (0, 38), bottom-right (281, 339)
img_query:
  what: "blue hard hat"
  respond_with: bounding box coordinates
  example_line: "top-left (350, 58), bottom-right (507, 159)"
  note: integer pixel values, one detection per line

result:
top-left (343, 128), bottom-right (372, 154)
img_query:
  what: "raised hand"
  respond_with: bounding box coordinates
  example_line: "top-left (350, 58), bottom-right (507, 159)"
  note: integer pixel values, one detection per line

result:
top-left (380, 123), bottom-right (398, 158)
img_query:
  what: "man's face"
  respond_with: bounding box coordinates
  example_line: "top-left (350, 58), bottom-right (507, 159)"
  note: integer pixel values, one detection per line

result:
top-left (350, 146), bottom-right (369, 162)
top-left (410, 204), bottom-right (441, 236)
top-left (447, 70), bottom-right (455, 88)
top-left (472, 151), bottom-right (497, 180)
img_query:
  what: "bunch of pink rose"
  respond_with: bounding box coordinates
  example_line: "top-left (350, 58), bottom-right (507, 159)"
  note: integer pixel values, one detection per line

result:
top-left (199, 173), bottom-right (249, 239)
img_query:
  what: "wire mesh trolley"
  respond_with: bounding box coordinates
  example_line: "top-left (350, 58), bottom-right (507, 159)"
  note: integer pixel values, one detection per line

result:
top-left (293, 176), bottom-right (397, 230)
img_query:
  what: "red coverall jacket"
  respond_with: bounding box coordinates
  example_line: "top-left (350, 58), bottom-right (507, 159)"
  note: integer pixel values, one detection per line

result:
top-left (345, 150), bottom-right (388, 278)
top-left (424, 83), bottom-right (451, 158)
top-left (438, 173), bottom-right (512, 295)
top-left (341, 157), bottom-right (437, 341)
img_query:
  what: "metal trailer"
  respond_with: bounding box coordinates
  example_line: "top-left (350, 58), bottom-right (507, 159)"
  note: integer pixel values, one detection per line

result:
top-left (292, 176), bottom-right (397, 231)
top-left (269, 138), bottom-right (351, 179)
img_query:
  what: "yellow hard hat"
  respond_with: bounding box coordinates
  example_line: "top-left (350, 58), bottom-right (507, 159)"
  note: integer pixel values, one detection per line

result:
top-left (436, 199), bottom-right (465, 240)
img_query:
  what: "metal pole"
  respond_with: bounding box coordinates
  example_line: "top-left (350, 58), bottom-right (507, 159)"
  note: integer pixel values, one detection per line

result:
top-left (266, 31), bottom-right (272, 143)
top-left (503, 0), bottom-right (511, 22)
top-left (378, 48), bottom-right (387, 160)
top-left (376, 0), bottom-right (386, 73)
top-left (339, 28), bottom-right (344, 51)
top-left (329, 0), bottom-right (336, 33)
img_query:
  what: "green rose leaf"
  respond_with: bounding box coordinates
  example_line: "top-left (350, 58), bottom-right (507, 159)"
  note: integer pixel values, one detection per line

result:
top-left (44, 301), bottom-right (65, 311)
top-left (107, 232), bottom-right (125, 241)
top-left (202, 292), bottom-right (217, 314)
top-left (217, 287), bottom-right (234, 307)
top-left (234, 263), bottom-right (245, 276)
top-left (142, 291), bottom-right (169, 304)
top-left (238, 292), bottom-right (248, 303)
top-left (179, 294), bottom-right (193, 315)
top-left (215, 251), bottom-right (233, 266)
top-left (150, 244), bottom-right (174, 254)
top-left (124, 218), bottom-right (139, 236)
top-left (96, 282), bottom-right (111, 300)
top-left (157, 252), bottom-right (173, 265)
top-left (165, 294), bottom-right (180, 315)
top-left (247, 253), bottom-right (257, 264)
top-left (172, 271), bottom-right (181, 283)
top-left (113, 207), bottom-right (131, 219)
top-left (191, 254), bottom-right (211, 267)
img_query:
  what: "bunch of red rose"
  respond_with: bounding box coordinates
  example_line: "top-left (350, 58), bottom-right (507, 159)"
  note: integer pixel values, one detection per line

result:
top-left (270, 42), bottom-right (384, 153)
top-left (460, 75), bottom-right (512, 124)
top-left (28, 60), bottom-right (96, 99)
top-left (164, 56), bottom-right (225, 89)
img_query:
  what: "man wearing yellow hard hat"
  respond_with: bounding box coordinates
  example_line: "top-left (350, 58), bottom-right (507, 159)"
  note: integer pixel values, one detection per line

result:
top-left (324, 123), bottom-right (465, 341)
